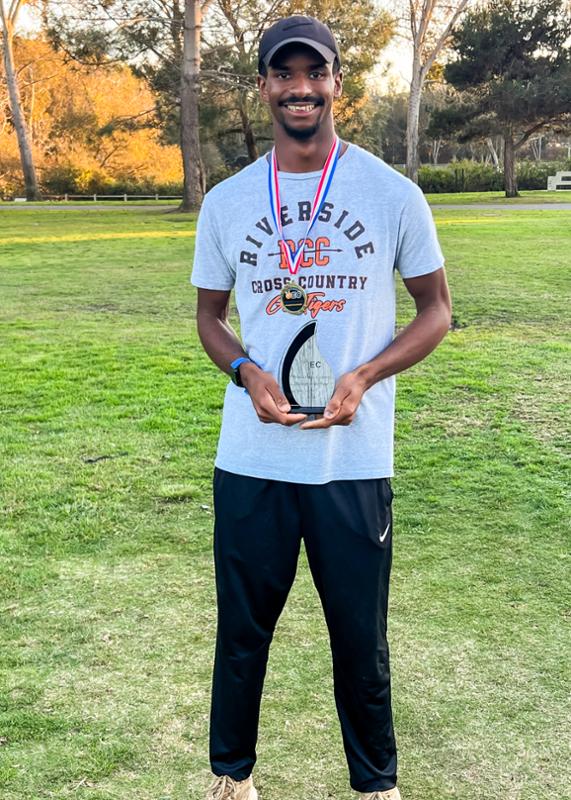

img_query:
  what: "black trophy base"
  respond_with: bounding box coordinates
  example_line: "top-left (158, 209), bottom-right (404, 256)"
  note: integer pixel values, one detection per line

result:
top-left (288, 405), bottom-right (325, 415)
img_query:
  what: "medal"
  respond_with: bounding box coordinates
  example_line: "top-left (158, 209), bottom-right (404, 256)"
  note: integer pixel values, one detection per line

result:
top-left (268, 136), bottom-right (341, 314)
top-left (280, 282), bottom-right (307, 314)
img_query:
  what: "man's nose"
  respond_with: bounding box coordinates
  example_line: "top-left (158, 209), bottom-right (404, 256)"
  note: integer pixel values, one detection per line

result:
top-left (290, 72), bottom-right (313, 97)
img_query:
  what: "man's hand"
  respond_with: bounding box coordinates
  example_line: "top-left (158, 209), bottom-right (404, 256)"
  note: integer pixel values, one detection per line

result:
top-left (241, 362), bottom-right (307, 426)
top-left (300, 371), bottom-right (367, 430)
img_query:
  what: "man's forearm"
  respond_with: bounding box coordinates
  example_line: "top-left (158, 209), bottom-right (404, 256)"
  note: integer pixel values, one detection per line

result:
top-left (197, 310), bottom-right (247, 375)
top-left (355, 300), bottom-right (451, 390)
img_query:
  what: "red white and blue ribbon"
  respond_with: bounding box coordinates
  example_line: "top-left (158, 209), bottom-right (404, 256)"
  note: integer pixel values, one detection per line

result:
top-left (268, 136), bottom-right (341, 277)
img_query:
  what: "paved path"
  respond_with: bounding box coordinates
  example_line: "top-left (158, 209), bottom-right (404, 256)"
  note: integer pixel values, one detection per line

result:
top-left (1, 202), bottom-right (571, 211)
top-left (431, 203), bottom-right (571, 211)
top-left (0, 204), bottom-right (174, 211)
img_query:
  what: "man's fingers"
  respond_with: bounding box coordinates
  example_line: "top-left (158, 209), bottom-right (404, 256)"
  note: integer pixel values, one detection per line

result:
top-left (300, 396), bottom-right (355, 429)
top-left (299, 417), bottom-right (327, 429)
top-left (302, 396), bottom-right (341, 428)
top-left (267, 384), bottom-right (291, 413)
top-left (323, 399), bottom-right (341, 419)
top-left (300, 412), bottom-right (353, 429)
top-left (300, 415), bottom-right (335, 429)
top-left (258, 411), bottom-right (307, 425)
top-left (323, 385), bottom-right (351, 419)
top-left (256, 389), bottom-right (306, 425)
top-left (283, 412), bottom-right (308, 426)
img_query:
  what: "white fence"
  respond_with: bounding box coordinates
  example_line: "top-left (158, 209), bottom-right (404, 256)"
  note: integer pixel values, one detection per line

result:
top-left (8, 194), bottom-right (183, 202)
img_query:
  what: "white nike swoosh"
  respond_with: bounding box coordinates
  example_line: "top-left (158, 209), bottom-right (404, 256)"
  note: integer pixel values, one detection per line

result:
top-left (379, 521), bottom-right (391, 543)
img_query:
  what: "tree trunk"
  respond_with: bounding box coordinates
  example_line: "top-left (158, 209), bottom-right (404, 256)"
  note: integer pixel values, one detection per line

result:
top-left (431, 138), bottom-right (442, 165)
top-left (179, 0), bottom-right (204, 212)
top-left (530, 135), bottom-right (542, 162)
top-left (406, 63), bottom-right (422, 183)
top-left (1, 18), bottom-right (41, 201)
top-left (486, 137), bottom-right (500, 172)
top-left (503, 130), bottom-right (518, 198)
top-left (238, 98), bottom-right (258, 163)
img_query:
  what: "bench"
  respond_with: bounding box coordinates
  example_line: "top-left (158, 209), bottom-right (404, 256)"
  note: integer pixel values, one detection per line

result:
top-left (547, 171), bottom-right (571, 191)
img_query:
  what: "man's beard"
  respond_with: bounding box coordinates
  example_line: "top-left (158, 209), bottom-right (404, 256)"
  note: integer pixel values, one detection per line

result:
top-left (282, 120), bottom-right (321, 140)
top-left (279, 99), bottom-right (323, 141)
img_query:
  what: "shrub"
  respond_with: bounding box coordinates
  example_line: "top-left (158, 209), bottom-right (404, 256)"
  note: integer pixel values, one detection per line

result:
top-left (418, 161), bottom-right (503, 193)
top-left (41, 165), bottom-right (183, 196)
top-left (42, 163), bottom-right (82, 194)
top-left (74, 169), bottom-right (116, 194)
top-left (417, 159), bottom-right (571, 193)
top-left (517, 160), bottom-right (570, 190)
top-left (418, 166), bottom-right (457, 193)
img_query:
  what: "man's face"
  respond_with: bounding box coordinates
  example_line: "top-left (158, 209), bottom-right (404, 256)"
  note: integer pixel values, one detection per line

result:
top-left (258, 44), bottom-right (343, 141)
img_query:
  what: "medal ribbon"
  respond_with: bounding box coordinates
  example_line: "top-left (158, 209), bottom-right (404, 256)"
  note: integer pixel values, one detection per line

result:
top-left (269, 136), bottom-right (341, 277)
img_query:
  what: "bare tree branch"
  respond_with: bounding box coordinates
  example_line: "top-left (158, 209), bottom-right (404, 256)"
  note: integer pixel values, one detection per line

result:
top-left (8, 0), bottom-right (24, 25)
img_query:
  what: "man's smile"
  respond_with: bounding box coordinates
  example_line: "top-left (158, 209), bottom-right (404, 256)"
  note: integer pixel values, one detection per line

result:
top-left (284, 103), bottom-right (318, 115)
top-left (280, 99), bottom-right (323, 118)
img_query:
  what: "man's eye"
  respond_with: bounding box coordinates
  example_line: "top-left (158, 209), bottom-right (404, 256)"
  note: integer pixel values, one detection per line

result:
top-left (277, 72), bottom-right (290, 79)
top-left (310, 71), bottom-right (325, 79)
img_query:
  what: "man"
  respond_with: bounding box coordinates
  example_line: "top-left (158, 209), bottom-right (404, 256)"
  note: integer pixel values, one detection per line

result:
top-left (191, 15), bottom-right (451, 800)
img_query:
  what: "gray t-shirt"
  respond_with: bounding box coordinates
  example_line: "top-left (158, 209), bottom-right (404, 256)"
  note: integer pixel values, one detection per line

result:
top-left (191, 144), bottom-right (444, 483)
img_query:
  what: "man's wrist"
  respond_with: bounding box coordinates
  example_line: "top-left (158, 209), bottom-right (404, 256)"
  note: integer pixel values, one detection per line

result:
top-left (353, 360), bottom-right (387, 391)
top-left (238, 360), bottom-right (261, 388)
top-left (230, 356), bottom-right (261, 387)
top-left (230, 356), bottom-right (257, 387)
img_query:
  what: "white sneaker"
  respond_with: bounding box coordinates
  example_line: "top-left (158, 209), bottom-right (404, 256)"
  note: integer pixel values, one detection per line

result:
top-left (359, 788), bottom-right (401, 800)
top-left (206, 774), bottom-right (258, 800)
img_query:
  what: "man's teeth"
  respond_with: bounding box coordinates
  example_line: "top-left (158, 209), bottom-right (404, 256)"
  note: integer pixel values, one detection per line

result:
top-left (286, 104), bottom-right (316, 111)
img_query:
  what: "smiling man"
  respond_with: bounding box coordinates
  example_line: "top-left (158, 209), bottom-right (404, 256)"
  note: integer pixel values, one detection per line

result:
top-left (192, 15), bottom-right (451, 800)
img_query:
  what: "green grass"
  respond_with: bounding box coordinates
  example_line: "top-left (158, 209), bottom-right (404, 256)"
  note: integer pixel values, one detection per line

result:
top-left (426, 189), bottom-right (570, 204)
top-left (1, 206), bottom-right (570, 800)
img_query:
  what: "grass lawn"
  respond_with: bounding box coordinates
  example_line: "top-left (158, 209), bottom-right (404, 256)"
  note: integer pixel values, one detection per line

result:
top-left (1, 205), bottom-right (570, 800)
top-left (426, 190), bottom-right (570, 205)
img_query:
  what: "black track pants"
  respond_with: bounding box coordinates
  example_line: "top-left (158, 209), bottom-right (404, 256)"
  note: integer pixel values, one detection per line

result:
top-left (209, 468), bottom-right (397, 793)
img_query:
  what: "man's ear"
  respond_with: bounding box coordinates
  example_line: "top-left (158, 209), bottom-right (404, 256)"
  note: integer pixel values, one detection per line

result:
top-left (258, 74), bottom-right (269, 103)
top-left (334, 69), bottom-right (343, 99)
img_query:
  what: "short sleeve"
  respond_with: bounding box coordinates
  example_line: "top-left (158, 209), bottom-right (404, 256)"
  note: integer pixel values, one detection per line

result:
top-left (395, 183), bottom-right (445, 279)
top-left (191, 192), bottom-right (235, 290)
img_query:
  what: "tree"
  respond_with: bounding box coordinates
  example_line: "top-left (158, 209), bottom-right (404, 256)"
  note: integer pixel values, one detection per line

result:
top-left (0, 34), bottom-right (183, 195)
top-left (393, 0), bottom-right (470, 183)
top-left (373, 90), bottom-right (408, 164)
top-left (42, 0), bottom-right (210, 210)
top-left (430, 0), bottom-right (571, 196)
top-left (421, 66), bottom-right (455, 165)
top-left (0, 33), bottom-right (183, 197)
top-left (1, 0), bottom-right (41, 199)
top-left (180, 0), bottom-right (212, 210)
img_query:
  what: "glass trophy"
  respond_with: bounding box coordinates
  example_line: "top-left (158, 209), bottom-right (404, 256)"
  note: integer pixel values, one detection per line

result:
top-left (281, 322), bottom-right (335, 414)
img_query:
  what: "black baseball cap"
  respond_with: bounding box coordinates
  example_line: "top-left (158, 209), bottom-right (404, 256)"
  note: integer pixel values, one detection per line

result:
top-left (258, 15), bottom-right (341, 74)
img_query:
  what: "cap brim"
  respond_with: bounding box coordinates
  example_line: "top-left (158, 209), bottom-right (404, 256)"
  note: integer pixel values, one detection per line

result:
top-left (263, 38), bottom-right (337, 68)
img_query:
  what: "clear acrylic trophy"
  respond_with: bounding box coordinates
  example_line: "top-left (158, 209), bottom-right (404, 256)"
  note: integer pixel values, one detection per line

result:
top-left (281, 322), bottom-right (335, 415)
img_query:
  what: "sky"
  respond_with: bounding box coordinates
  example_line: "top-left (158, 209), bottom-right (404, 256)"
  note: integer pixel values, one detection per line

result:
top-left (374, 40), bottom-right (413, 89)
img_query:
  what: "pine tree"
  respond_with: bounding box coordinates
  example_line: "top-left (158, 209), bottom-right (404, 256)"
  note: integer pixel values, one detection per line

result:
top-left (430, 0), bottom-right (571, 197)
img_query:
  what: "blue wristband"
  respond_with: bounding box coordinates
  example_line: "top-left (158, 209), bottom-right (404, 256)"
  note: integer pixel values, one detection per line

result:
top-left (230, 356), bottom-right (257, 392)
top-left (230, 357), bottom-right (252, 371)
